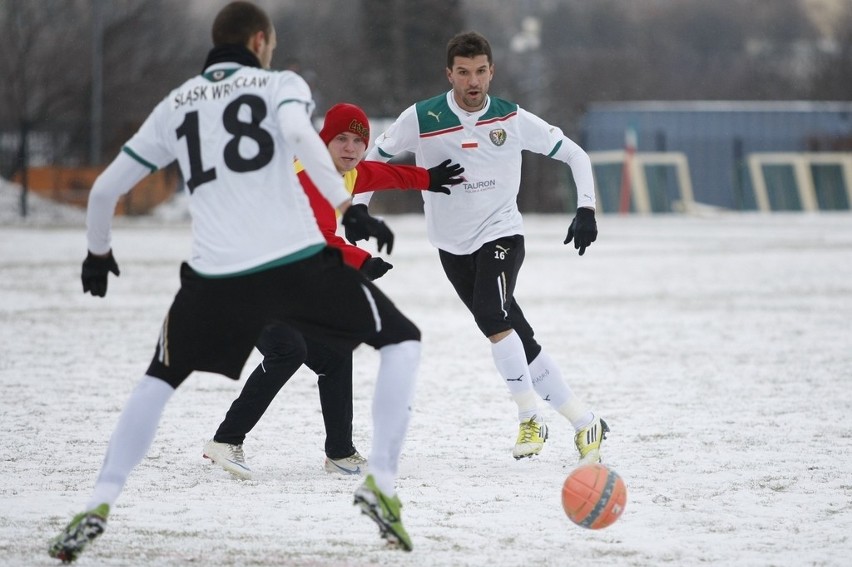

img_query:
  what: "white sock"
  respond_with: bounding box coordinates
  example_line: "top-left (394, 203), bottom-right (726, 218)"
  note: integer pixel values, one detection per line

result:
top-left (368, 340), bottom-right (420, 496)
top-left (86, 375), bottom-right (174, 510)
top-left (529, 351), bottom-right (593, 430)
top-left (491, 331), bottom-right (539, 421)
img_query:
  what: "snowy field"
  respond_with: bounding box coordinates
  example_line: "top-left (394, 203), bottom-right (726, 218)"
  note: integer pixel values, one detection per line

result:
top-left (1, 187), bottom-right (851, 566)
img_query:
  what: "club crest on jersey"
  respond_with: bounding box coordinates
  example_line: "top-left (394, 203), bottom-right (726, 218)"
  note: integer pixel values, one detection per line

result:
top-left (211, 70), bottom-right (227, 81)
top-left (489, 129), bottom-right (507, 146)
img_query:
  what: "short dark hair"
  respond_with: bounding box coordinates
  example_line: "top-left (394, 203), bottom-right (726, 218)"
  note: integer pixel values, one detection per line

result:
top-left (446, 31), bottom-right (492, 69)
top-left (211, 1), bottom-right (272, 47)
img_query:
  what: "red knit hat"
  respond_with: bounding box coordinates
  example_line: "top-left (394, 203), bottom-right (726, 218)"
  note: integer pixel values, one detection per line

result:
top-left (319, 103), bottom-right (370, 146)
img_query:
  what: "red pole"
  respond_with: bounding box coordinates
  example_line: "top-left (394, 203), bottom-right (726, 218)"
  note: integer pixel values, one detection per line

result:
top-left (618, 127), bottom-right (637, 214)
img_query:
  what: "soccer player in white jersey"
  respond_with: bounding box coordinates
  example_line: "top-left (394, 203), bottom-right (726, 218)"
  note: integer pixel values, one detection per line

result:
top-left (350, 31), bottom-right (607, 463)
top-left (48, 2), bottom-right (418, 560)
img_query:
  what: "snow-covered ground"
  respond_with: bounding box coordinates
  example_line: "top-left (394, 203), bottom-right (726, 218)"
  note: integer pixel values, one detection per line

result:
top-left (2, 181), bottom-right (851, 566)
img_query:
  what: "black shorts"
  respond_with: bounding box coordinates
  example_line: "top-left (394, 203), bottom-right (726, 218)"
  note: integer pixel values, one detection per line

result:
top-left (146, 247), bottom-right (419, 387)
top-left (439, 235), bottom-right (541, 363)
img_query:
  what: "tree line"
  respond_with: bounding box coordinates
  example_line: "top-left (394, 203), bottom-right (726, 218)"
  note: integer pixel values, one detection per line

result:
top-left (1, 0), bottom-right (850, 212)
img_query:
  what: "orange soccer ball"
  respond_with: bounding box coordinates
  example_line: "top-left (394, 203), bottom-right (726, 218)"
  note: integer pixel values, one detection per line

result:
top-left (561, 463), bottom-right (627, 529)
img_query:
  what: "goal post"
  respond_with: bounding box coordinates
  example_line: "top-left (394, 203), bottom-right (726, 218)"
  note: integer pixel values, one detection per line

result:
top-left (588, 151), bottom-right (695, 214)
top-left (747, 152), bottom-right (852, 212)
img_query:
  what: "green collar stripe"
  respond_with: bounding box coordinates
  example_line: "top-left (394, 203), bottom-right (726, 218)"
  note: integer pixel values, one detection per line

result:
top-left (415, 93), bottom-right (519, 135)
top-left (478, 97), bottom-right (518, 121)
top-left (477, 111), bottom-right (517, 126)
top-left (122, 147), bottom-right (157, 172)
top-left (421, 125), bottom-right (464, 138)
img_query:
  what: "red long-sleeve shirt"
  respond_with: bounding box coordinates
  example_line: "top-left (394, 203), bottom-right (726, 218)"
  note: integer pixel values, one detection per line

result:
top-left (296, 160), bottom-right (430, 268)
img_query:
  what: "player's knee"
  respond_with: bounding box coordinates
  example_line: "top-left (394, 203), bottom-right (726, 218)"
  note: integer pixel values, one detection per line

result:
top-left (373, 316), bottom-right (420, 348)
top-left (475, 314), bottom-right (509, 340)
top-left (265, 345), bottom-right (307, 369)
top-left (258, 329), bottom-right (308, 367)
top-left (380, 339), bottom-right (421, 366)
top-left (305, 348), bottom-right (351, 377)
top-left (257, 322), bottom-right (306, 350)
top-left (145, 362), bottom-right (191, 389)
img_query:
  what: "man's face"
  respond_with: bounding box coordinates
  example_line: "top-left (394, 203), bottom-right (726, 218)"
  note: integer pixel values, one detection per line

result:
top-left (327, 131), bottom-right (367, 173)
top-left (446, 54), bottom-right (493, 112)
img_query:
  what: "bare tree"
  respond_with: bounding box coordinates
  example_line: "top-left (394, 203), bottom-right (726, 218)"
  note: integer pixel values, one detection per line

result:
top-left (97, 0), bottom-right (206, 161)
top-left (0, 1), bottom-right (91, 132)
top-left (2, 0), bottom-right (841, 215)
top-left (0, 0), bottom-right (91, 214)
top-left (360, 0), bottom-right (465, 116)
top-left (810, 3), bottom-right (852, 102)
top-left (0, 0), bottom-right (205, 215)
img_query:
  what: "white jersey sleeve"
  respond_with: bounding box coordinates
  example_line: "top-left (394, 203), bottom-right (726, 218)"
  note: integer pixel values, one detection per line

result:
top-left (121, 97), bottom-right (177, 170)
top-left (86, 152), bottom-right (152, 254)
top-left (355, 105), bottom-right (421, 207)
top-left (367, 104), bottom-right (421, 160)
top-left (517, 108), bottom-right (596, 210)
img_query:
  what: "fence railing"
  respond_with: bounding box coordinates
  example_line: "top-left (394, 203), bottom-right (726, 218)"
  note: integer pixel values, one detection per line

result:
top-left (747, 152), bottom-right (852, 212)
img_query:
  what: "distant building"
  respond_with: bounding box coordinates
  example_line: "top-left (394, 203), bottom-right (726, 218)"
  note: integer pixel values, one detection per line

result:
top-left (579, 101), bottom-right (852, 211)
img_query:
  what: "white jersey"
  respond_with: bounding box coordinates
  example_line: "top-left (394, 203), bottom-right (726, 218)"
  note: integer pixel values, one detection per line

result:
top-left (87, 62), bottom-right (350, 276)
top-left (362, 91), bottom-right (596, 255)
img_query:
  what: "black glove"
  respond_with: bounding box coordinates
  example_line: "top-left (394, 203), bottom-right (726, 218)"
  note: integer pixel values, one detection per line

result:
top-left (341, 204), bottom-right (394, 254)
top-left (81, 250), bottom-right (120, 297)
top-left (427, 159), bottom-right (465, 194)
top-left (360, 257), bottom-right (394, 281)
top-left (563, 207), bottom-right (597, 256)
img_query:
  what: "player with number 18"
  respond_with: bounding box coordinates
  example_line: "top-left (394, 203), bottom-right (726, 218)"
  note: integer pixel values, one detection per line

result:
top-left (49, 1), bottom-right (420, 561)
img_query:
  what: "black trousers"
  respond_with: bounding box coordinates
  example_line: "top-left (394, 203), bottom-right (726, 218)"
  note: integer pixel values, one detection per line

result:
top-left (439, 234), bottom-right (541, 364)
top-left (147, 247), bottom-right (419, 384)
top-left (213, 322), bottom-right (357, 459)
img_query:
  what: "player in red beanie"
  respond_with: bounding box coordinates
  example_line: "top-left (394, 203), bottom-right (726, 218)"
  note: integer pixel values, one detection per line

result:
top-left (203, 103), bottom-right (464, 495)
top-left (319, 102), bottom-right (371, 146)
